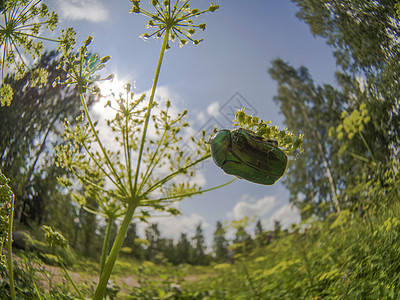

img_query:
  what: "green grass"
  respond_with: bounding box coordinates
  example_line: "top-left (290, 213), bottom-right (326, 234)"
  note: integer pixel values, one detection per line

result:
top-left (6, 202), bottom-right (400, 299)
top-left (183, 204), bottom-right (400, 299)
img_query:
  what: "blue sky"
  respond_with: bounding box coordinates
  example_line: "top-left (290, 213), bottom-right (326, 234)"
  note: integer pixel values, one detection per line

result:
top-left (48, 0), bottom-right (337, 244)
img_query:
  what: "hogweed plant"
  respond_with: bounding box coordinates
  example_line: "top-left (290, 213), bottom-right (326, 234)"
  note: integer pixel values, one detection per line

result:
top-left (54, 1), bottom-right (229, 299)
top-left (0, 0), bottom-right (303, 299)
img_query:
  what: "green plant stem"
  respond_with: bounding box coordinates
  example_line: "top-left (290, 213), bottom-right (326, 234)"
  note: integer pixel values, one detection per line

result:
top-left (359, 131), bottom-right (375, 162)
top-left (13, 31), bottom-right (60, 43)
top-left (141, 153), bottom-right (212, 198)
top-left (33, 281), bottom-right (43, 300)
top-left (78, 90), bottom-right (128, 196)
top-left (132, 26), bottom-right (171, 196)
top-left (7, 194), bottom-right (15, 300)
top-left (144, 177), bottom-right (236, 203)
top-left (59, 260), bottom-right (85, 299)
top-left (93, 201), bottom-right (137, 300)
top-left (93, 27), bottom-right (171, 300)
top-left (100, 217), bottom-right (114, 276)
top-left (123, 91), bottom-right (134, 195)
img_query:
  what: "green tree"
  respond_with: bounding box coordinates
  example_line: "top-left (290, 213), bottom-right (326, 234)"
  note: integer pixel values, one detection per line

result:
top-left (255, 220), bottom-right (263, 237)
top-left (254, 219), bottom-right (264, 247)
top-left (159, 237), bottom-right (176, 264)
top-left (277, 0), bottom-right (400, 216)
top-left (292, 0), bottom-right (400, 73)
top-left (176, 233), bottom-right (191, 264)
top-left (78, 198), bottom-right (102, 258)
top-left (269, 59), bottom-right (345, 216)
top-left (0, 51), bottom-right (96, 227)
top-left (212, 221), bottom-right (228, 262)
top-left (273, 220), bottom-right (282, 240)
top-left (191, 223), bottom-right (207, 265)
top-left (292, 0), bottom-right (400, 168)
top-left (144, 223), bottom-right (161, 261)
top-left (122, 223), bottom-right (143, 259)
top-left (233, 225), bottom-right (252, 255)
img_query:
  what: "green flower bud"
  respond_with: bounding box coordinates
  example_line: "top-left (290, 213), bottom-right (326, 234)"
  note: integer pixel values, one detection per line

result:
top-left (209, 3), bottom-right (219, 12)
top-left (236, 109), bottom-right (246, 125)
top-left (100, 55), bottom-right (111, 63)
top-left (84, 36), bottom-right (93, 47)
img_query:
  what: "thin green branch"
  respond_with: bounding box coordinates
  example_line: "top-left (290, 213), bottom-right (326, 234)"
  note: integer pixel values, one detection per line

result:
top-left (360, 132), bottom-right (375, 162)
top-left (59, 260), bottom-right (85, 299)
top-left (93, 202), bottom-right (137, 300)
top-left (100, 217), bottom-right (114, 276)
top-left (9, 36), bottom-right (31, 71)
top-left (67, 167), bottom-right (116, 198)
top-left (144, 177), bottom-right (237, 203)
top-left (132, 26), bottom-right (171, 196)
top-left (141, 153), bottom-right (211, 198)
top-left (33, 281), bottom-right (43, 300)
top-left (77, 131), bottom-right (121, 192)
top-left (1, 38), bottom-right (8, 80)
top-left (79, 91), bottom-right (129, 197)
top-left (14, 0), bottom-right (40, 26)
top-left (14, 21), bottom-right (52, 31)
top-left (175, 0), bottom-right (190, 18)
top-left (123, 91), bottom-right (134, 196)
top-left (138, 129), bottom-right (169, 193)
top-left (153, 0), bottom-right (166, 16)
top-left (7, 194), bottom-right (16, 300)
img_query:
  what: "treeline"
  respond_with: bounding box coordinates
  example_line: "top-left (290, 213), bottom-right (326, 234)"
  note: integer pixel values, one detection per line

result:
top-left (118, 219), bottom-right (283, 265)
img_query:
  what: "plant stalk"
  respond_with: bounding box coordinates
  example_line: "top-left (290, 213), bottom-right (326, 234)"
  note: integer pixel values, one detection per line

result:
top-left (7, 194), bottom-right (15, 300)
top-left (93, 201), bottom-right (137, 300)
top-left (93, 26), bottom-right (170, 300)
top-left (100, 217), bottom-right (114, 276)
top-left (78, 90), bottom-right (128, 196)
top-left (132, 26), bottom-right (171, 196)
top-left (60, 260), bottom-right (85, 299)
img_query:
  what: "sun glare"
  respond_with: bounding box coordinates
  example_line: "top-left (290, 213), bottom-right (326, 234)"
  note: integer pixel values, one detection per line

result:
top-left (97, 75), bottom-right (130, 99)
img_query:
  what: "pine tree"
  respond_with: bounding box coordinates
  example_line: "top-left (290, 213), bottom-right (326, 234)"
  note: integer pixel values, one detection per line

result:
top-left (191, 223), bottom-right (207, 265)
top-left (254, 220), bottom-right (264, 247)
top-left (212, 221), bottom-right (228, 262)
top-left (176, 233), bottom-right (191, 264)
top-left (144, 223), bottom-right (161, 261)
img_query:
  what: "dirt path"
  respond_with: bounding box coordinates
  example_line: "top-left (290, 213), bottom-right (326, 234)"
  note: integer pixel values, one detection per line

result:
top-left (10, 253), bottom-right (211, 298)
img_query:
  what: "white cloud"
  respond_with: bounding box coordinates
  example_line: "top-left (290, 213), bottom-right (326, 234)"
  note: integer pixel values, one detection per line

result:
top-left (137, 213), bottom-right (209, 241)
top-left (227, 195), bottom-right (279, 221)
top-left (58, 0), bottom-right (109, 23)
top-left (226, 195), bottom-right (300, 232)
top-left (206, 101), bottom-right (220, 117)
top-left (195, 110), bottom-right (207, 125)
top-left (263, 203), bottom-right (300, 231)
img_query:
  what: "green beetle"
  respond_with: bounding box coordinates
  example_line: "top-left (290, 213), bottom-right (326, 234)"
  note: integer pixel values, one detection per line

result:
top-left (209, 128), bottom-right (288, 185)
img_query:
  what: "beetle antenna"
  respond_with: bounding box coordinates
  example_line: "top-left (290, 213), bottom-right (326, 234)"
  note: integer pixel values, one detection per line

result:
top-left (206, 126), bottom-right (219, 143)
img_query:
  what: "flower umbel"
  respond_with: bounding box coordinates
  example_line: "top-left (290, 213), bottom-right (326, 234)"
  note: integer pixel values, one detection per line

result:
top-left (42, 225), bottom-right (68, 250)
top-left (0, 0), bottom-right (75, 105)
top-left (0, 0), bottom-right (58, 77)
top-left (234, 108), bottom-right (303, 153)
top-left (130, 0), bottom-right (219, 47)
top-left (54, 36), bottom-right (112, 93)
